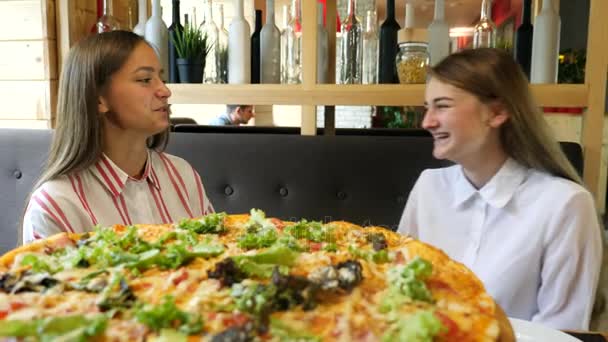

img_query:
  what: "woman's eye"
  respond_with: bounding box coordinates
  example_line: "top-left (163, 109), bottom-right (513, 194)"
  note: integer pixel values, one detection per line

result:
top-left (138, 78), bottom-right (151, 83)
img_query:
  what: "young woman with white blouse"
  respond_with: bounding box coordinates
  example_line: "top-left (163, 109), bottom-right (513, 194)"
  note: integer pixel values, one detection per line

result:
top-left (22, 31), bottom-right (214, 243)
top-left (398, 48), bottom-right (602, 330)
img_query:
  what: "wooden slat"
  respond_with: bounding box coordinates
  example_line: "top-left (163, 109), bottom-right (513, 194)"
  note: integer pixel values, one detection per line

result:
top-left (43, 0), bottom-right (56, 40)
top-left (300, 0), bottom-right (318, 135)
top-left (0, 40), bottom-right (57, 80)
top-left (168, 84), bottom-right (304, 105)
top-left (0, 0), bottom-right (45, 41)
top-left (168, 83), bottom-right (588, 107)
top-left (582, 0), bottom-right (608, 205)
top-left (0, 80), bottom-right (56, 120)
top-left (324, 0), bottom-right (337, 135)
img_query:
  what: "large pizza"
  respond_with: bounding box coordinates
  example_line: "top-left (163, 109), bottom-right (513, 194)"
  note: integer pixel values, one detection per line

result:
top-left (0, 210), bottom-right (514, 341)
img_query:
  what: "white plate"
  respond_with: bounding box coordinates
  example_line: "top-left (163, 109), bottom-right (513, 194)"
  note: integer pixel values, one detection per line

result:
top-left (509, 318), bottom-right (581, 342)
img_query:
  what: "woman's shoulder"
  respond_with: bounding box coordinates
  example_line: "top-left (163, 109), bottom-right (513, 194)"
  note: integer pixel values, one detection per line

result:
top-left (31, 175), bottom-right (74, 198)
top-left (527, 169), bottom-right (592, 203)
top-left (417, 164), bottom-right (461, 184)
top-left (149, 150), bottom-right (197, 180)
top-left (150, 150), bottom-right (193, 169)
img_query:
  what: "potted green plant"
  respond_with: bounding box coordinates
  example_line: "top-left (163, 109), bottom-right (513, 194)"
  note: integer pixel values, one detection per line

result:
top-left (171, 23), bottom-right (212, 83)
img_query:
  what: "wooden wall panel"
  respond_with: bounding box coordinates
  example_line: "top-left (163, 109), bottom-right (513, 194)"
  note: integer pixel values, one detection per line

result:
top-left (0, 80), bottom-right (57, 120)
top-left (0, 40), bottom-right (57, 80)
top-left (0, 1), bottom-right (45, 41)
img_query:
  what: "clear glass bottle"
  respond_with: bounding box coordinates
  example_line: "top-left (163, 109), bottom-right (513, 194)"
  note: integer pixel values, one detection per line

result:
top-left (280, 4), bottom-right (291, 83)
top-left (201, 0), bottom-right (219, 83)
top-left (260, 0), bottom-right (281, 84)
top-left (285, 0), bottom-right (302, 84)
top-left (362, 10), bottom-right (378, 84)
top-left (396, 42), bottom-right (429, 84)
top-left (427, 0), bottom-right (450, 66)
top-left (217, 4), bottom-right (229, 83)
top-left (473, 0), bottom-right (496, 48)
top-left (340, 0), bottom-right (362, 84)
top-left (96, 0), bottom-right (121, 33)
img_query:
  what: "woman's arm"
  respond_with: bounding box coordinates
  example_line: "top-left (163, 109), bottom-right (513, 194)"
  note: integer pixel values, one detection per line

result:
top-left (22, 198), bottom-right (68, 244)
top-left (533, 190), bottom-right (603, 330)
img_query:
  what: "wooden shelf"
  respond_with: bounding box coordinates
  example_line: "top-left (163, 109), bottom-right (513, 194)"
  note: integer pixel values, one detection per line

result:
top-left (168, 83), bottom-right (588, 107)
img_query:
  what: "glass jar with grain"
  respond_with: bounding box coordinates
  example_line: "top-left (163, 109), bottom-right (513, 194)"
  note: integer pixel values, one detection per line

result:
top-left (395, 42), bottom-right (429, 84)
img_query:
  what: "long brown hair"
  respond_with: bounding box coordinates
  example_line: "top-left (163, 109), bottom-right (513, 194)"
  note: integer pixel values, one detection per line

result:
top-left (429, 48), bottom-right (582, 185)
top-left (22, 31), bottom-right (170, 241)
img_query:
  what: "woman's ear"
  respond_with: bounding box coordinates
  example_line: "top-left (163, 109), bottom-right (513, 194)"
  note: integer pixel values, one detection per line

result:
top-left (98, 96), bottom-right (109, 115)
top-left (488, 102), bottom-right (509, 128)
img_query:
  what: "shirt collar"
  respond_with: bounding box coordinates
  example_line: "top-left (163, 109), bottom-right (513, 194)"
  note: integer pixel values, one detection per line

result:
top-left (452, 158), bottom-right (529, 209)
top-left (90, 151), bottom-right (160, 197)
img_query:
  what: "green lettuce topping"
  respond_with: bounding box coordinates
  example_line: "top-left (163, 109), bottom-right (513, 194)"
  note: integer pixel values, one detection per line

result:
top-left (381, 311), bottom-right (444, 342)
top-left (348, 245), bottom-right (391, 264)
top-left (0, 314), bottom-right (108, 341)
top-left (283, 220), bottom-right (334, 243)
top-left (269, 318), bottom-right (322, 342)
top-left (237, 209), bottom-right (279, 249)
top-left (135, 296), bottom-right (203, 335)
top-left (176, 212), bottom-right (227, 234)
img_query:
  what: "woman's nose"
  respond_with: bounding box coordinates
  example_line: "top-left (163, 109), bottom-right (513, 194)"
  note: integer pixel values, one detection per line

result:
top-left (421, 109), bottom-right (437, 129)
top-left (157, 81), bottom-right (172, 98)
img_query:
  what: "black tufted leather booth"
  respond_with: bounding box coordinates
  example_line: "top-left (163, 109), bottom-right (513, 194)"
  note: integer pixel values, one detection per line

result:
top-left (0, 128), bottom-right (584, 255)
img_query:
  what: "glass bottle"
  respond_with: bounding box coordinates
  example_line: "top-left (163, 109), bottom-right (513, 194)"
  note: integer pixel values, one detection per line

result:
top-left (228, 0), bottom-right (251, 84)
top-left (378, 0), bottom-right (400, 83)
top-left (251, 10), bottom-right (263, 83)
top-left (473, 0), bottom-right (496, 48)
top-left (530, 0), bottom-right (560, 83)
top-left (168, 0), bottom-right (183, 83)
top-left (428, 0), bottom-right (449, 66)
top-left (340, 0), bottom-right (362, 84)
top-left (201, 0), bottom-right (219, 83)
top-left (515, 0), bottom-right (533, 79)
top-left (362, 10), bottom-right (378, 84)
top-left (261, 0), bottom-right (281, 84)
top-left (217, 4), bottom-right (229, 83)
top-left (96, 0), bottom-right (121, 33)
top-left (145, 0), bottom-right (168, 81)
top-left (280, 4), bottom-right (291, 83)
top-left (285, 0), bottom-right (302, 84)
top-left (133, 0), bottom-right (148, 36)
top-left (317, 3), bottom-right (328, 84)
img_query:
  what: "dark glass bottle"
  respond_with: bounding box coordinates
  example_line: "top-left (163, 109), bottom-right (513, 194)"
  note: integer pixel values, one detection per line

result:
top-left (168, 0), bottom-right (182, 83)
top-left (515, 0), bottom-right (533, 79)
top-left (251, 10), bottom-right (263, 84)
top-left (378, 0), bottom-right (400, 83)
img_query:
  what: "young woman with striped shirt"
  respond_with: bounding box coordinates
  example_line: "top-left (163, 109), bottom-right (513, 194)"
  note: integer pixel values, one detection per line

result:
top-left (22, 31), bottom-right (214, 243)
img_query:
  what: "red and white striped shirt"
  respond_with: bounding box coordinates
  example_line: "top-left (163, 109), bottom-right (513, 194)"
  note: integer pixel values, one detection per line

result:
top-left (23, 150), bottom-right (214, 243)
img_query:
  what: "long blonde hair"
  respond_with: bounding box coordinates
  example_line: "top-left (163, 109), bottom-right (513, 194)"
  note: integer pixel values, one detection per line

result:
top-left (22, 31), bottom-right (170, 241)
top-left (429, 48), bottom-right (582, 185)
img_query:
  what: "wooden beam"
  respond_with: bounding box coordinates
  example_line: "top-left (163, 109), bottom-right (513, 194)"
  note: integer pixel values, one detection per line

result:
top-left (582, 0), bottom-right (608, 206)
top-left (0, 40), bottom-right (57, 80)
top-left (301, 0), bottom-right (317, 136)
top-left (168, 83), bottom-right (588, 107)
top-left (325, 0), bottom-right (337, 135)
top-left (0, 0), bottom-right (46, 41)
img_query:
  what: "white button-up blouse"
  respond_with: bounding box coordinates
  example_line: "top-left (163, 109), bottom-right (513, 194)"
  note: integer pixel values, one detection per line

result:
top-left (23, 151), bottom-right (214, 243)
top-left (398, 158), bottom-right (603, 330)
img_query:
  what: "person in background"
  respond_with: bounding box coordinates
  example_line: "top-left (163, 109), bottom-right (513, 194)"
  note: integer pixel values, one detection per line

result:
top-left (398, 48), bottom-right (603, 330)
top-left (22, 31), bottom-right (214, 243)
top-left (209, 104), bottom-right (255, 126)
